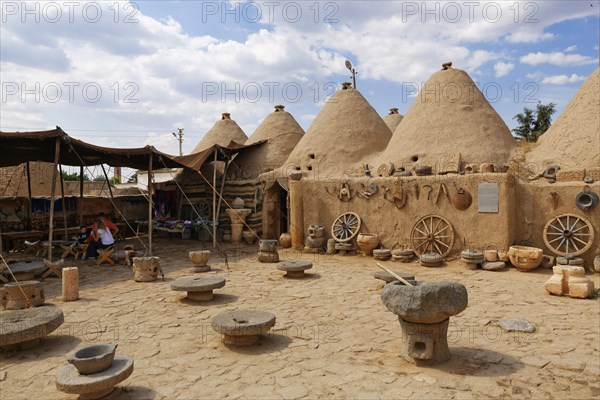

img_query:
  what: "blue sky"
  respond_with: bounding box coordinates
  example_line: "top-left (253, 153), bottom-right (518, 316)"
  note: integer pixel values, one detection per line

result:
top-left (1, 1), bottom-right (598, 179)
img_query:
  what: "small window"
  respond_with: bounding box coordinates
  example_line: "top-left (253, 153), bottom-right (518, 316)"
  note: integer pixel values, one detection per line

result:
top-left (411, 155), bottom-right (419, 162)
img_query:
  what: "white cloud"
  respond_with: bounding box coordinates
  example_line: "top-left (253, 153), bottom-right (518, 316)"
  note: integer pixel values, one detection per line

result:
top-left (493, 62), bottom-right (515, 77)
top-left (564, 45), bottom-right (577, 52)
top-left (520, 51), bottom-right (598, 66)
top-left (526, 72), bottom-right (544, 80)
top-left (541, 74), bottom-right (586, 85)
top-left (506, 31), bottom-right (554, 43)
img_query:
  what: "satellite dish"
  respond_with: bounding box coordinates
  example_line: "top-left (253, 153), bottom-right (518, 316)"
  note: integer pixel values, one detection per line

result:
top-left (345, 60), bottom-right (352, 70)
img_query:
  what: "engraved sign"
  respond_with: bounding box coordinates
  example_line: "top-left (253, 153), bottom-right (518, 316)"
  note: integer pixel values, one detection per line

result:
top-left (478, 183), bottom-right (499, 213)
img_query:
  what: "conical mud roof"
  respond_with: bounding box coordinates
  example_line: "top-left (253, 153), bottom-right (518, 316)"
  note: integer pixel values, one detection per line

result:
top-left (376, 66), bottom-right (516, 169)
top-left (192, 113), bottom-right (248, 153)
top-left (383, 108), bottom-right (404, 133)
top-left (527, 67), bottom-right (600, 170)
top-left (232, 105), bottom-right (304, 178)
top-left (283, 83), bottom-right (392, 175)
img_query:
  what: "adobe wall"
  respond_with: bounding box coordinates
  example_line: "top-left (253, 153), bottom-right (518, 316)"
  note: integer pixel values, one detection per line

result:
top-left (515, 179), bottom-right (600, 266)
top-left (299, 173), bottom-right (518, 256)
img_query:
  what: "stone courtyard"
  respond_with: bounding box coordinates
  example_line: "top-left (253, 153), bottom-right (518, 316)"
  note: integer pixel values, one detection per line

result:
top-left (1, 238), bottom-right (598, 399)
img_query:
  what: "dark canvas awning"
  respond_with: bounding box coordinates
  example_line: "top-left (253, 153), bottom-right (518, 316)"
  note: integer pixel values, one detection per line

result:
top-left (0, 127), bottom-right (266, 170)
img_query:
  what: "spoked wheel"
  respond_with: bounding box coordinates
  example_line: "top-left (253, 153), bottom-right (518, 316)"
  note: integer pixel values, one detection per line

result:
top-left (543, 213), bottom-right (594, 256)
top-left (331, 212), bottom-right (361, 242)
top-left (196, 201), bottom-right (211, 219)
top-left (410, 215), bottom-right (455, 257)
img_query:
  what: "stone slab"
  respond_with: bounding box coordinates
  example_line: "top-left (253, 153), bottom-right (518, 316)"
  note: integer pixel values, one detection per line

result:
top-left (211, 310), bottom-right (276, 336)
top-left (170, 276), bottom-right (225, 292)
top-left (497, 319), bottom-right (536, 333)
top-left (276, 260), bottom-right (313, 272)
top-left (0, 304), bottom-right (64, 347)
top-left (482, 261), bottom-right (506, 271)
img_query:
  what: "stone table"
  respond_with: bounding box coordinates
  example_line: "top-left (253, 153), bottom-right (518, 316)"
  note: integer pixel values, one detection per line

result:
top-left (211, 310), bottom-right (276, 346)
top-left (1, 260), bottom-right (45, 281)
top-left (0, 304), bottom-right (64, 349)
top-left (276, 260), bottom-right (313, 278)
top-left (56, 355), bottom-right (134, 400)
top-left (170, 276), bottom-right (226, 301)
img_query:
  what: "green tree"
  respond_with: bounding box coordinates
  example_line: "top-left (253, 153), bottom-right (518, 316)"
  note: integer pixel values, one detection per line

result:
top-left (61, 171), bottom-right (90, 181)
top-left (512, 101), bottom-right (556, 142)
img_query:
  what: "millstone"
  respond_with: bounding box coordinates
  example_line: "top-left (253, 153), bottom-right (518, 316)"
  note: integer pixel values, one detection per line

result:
top-left (211, 310), bottom-right (276, 346)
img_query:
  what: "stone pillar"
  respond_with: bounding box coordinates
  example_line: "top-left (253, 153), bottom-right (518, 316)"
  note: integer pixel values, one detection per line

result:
top-left (133, 257), bottom-right (160, 282)
top-left (288, 179), bottom-right (304, 250)
top-left (62, 267), bottom-right (79, 301)
top-left (231, 223), bottom-right (243, 243)
top-left (398, 318), bottom-right (450, 364)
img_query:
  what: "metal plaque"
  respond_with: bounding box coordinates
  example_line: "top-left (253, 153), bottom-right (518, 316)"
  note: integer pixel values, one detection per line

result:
top-left (478, 183), bottom-right (499, 213)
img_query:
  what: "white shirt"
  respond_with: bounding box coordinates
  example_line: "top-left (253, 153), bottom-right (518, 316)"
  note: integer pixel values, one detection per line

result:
top-left (97, 227), bottom-right (114, 246)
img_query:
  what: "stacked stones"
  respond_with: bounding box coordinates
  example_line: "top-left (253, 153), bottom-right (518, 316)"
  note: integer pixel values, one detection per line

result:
top-left (373, 249), bottom-right (392, 261)
top-left (480, 250), bottom-right (506, 270)
top-left (545, 264), bottom-right (595, 299)
top-left (392, 249), bottom-right (414, 263)
top-left (334, 242), bottom-right (353, 255)
top-left (258, 240), bottom-right (279, 263)
top-left (461, 249), bottom-right (484, 270)
top-left (132, 257), bottom-right (161, 282)
top-left (304, 224), bottom-right (326, 253)
top-left (420, 252), bottom-right (443, 267)
top-left (556, 253), bottom-right (584, 268)
top-left (1, 281), bottom-right (45, 310)
top-left (189, 250), bottom-right (212, 272)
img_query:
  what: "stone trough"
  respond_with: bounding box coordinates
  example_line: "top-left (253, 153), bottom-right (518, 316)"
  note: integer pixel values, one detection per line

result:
top-left (211, 310), bottom-right (276, 346)
top-left (0, 261), bottom-right (45, 281)
top-left (170, 276), bottom-right (226, 301)
top-left (381, 281), bottom-right (468, 364)
top-left (373, 271), bottom-right (415, 284)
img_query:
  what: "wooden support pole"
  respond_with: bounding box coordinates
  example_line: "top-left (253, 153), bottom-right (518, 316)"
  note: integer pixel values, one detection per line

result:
top-left (288, 178), bottom-right (304, 250)
top-left (215, 159), bottom-right (230, 239)
top-left (79, 166), bottom-right (84, 226)
top-left (148, 156), bottom-right (153, 256)
top-left (58, 164), bottom-right (68, 240)
top-left (212, 149), bottom-right (218, 247)
top-left (26, 162), bottom-right (32, 230)
top-left (101, 164), bottom-right (118, 222)
top-left (47, 137), bottom-right (61, 260)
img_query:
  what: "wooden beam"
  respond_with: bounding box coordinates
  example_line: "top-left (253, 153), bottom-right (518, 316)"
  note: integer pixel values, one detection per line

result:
top-left (47, 137), bottom-right (61, 260)
top-left (79, 166), bottom-right (84, 226)
top-left (58, 164), bottom-right (68, 240)
top-left (148, 157), bottom-right (153, 256)
top-left (215, 159), bottom-right (230, 241)
top-left (212, 149), bottom-right (217, 247)
top-left (25, 161), bottom-right (32, 230)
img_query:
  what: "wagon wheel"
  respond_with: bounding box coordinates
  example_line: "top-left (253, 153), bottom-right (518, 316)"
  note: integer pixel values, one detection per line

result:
top-left (331, 212), bottom-right (361, 242)
top-left (410, 215), bottom-right (455, 258)
top-left (196, 201), bottom-right (211, 219)
top-left (543, 213), bottom-right (594, 256)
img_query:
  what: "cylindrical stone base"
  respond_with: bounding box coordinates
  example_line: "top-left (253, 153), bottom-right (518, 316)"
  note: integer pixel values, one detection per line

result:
top-left (132, 257), bottom-right (160, 282)
top-left (231, 223), bottom-right (244, 243)
top-left (1, 338), bottom-right (41, 351)
top-left (398, 318), bottom-right (450, 364)
top-left (80, 387), bottom-right (115, 400)
top-left (193, 265), bottom-right (211, 273)
top-left (187, 291), bottom-right (213, 301)
top-left (286, 271), bottom-right (305, 278)
top-left (0, 280), bottom-right (45, 310)
top-left (223, 334), bottom-right (259, 346)
top-left (62, 267), bottom-right (79, 301)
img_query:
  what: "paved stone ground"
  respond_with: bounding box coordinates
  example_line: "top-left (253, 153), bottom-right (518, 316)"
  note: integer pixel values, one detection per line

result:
top-left (1, 238), bottom-right (599, 399)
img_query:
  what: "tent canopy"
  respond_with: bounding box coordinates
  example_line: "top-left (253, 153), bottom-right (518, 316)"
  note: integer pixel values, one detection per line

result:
top-left (0, 127), bottom-right (266, 170)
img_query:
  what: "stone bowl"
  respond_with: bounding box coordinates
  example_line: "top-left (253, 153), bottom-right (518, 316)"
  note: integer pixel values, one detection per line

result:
top-left (189, 250), bottom-right (211, 266)
top-left (381, 280), bottom-right (468, 324)
top-left (508, 245), bottom-right (543, 271)
top-left (68, 344), bottom-right (118, 375)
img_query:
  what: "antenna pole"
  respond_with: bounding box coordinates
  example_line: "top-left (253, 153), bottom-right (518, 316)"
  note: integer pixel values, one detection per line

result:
top-left (172, 128), bottom-right (184, 156)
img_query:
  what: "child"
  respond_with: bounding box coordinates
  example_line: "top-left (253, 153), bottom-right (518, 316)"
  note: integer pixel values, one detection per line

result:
top-left (77, 225), bottom-right (91, 244)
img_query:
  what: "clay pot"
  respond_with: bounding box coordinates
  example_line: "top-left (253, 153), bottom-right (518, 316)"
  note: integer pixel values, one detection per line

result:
top-left (242, 231), bottom-right (256, 244)
top-left (508, 246), bottom-right (543, 271)
top-left (279, 233), bottom-right (292, 248)
top-left (356, 233), bottom-right (380, 256)
top-left (575, 188), bottom-right (599, 211)
top-left (68, 344), bottom-right (117, 375)
top-left (451, 188), bottom-right (472, 210)
top-left (594, 256), bottom-right (600, 273)
top-left (484, 250), bottom-right (498, 262)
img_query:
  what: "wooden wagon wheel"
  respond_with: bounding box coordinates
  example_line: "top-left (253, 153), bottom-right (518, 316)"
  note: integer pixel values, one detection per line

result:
top-left (410, 215), bottom-right (455, 258)
top-left (196, 201), bottom-right (211, 219)
top-left (543, 213), bottom-right (594, 256)
top-left (331, 212), bottom-right (361, 242)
